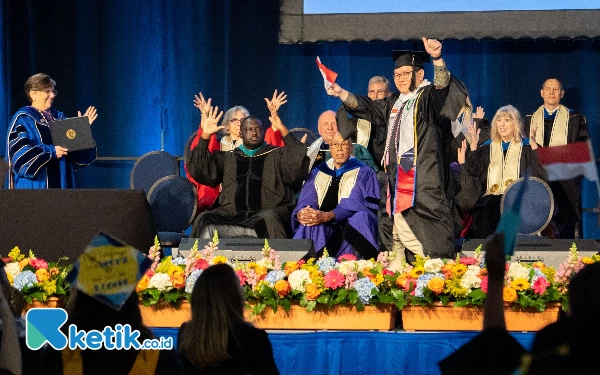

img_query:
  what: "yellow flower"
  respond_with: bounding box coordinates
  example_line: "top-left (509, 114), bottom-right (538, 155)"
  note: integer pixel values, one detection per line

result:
top-left (35, 268), bottom-right (49, 282)
top-left (374, 273), bottom-right (384, 286)
top-left (451, 264), bottom-right (467, 277)
top-left (136, 275), bottom-right (150, 293)
top-left (6, 272), bottom-right (13, 286)
top-left (427, 277), bottom-right (445, 294)
top-left (212, 255), bottom-right (228, 265)
top-left (305, 283), bottom-right (321, 300)
top-left (8, 247), bottom-right (24, 262)
top-left (284, 262), bottom-right (298, 275)
top-left (309, 270), bottom-right (324, 287)
top-left (19, 258), bottom-right (30, 270)
top-left (155, 257), bottom-right (174, 273)
top-left (503, 287), bottom-right (517, 303)
top-left (531, 262), bottom-right (546, 269)
top-left (41, 279), bottom-right (57, 296)
top-left (247, 262), bottom-right (267, 277)
top-left (167, 265), bottom-right (181, 277)
top-left (170, 269), bottom-right (186, 288)
top-left (410, 266), bottom-right (425, 278)
top-left (582, 257), bottom-right (595, 265)
top-left (510, 278), bottom-right (530, 291)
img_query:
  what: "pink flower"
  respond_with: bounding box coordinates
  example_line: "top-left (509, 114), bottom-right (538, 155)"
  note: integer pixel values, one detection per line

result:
top-left (297, 260), bottom-right (306, 267)
top-left (29, 258), bottom-right (48, 269)
top-left (338, 254), bottom-right (357, 262)
top-left (1, 257), bottom-right (12, 264)
top-left (344, 271), bottom-right (358, 289)
top-left (194, 258), bottom-right (209, 270)
top-left (324, 270), bottom-right (345, 290)
top-left (145, 269), bottom-right (155, 278)
top-left (459, 257), bottom-right (477, 266)
top-left (533, 277), bottom-right (550, 295)
top-left (480, 276), bottom-right (489, 293)
top-left (236, 269), bottom-right (248, 286)
top-left (382, 269), bottom-right (394, 277)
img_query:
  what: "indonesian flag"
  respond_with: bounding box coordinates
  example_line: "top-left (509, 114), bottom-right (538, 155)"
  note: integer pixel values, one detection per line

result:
top-left (316, 57), bottom-right (338, 89)
top-left (536, 141), bottom-right (598, 182)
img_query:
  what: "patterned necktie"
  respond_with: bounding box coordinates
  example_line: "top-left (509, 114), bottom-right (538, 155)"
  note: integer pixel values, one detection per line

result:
top-left (385, 101), bottom-right (408, 166)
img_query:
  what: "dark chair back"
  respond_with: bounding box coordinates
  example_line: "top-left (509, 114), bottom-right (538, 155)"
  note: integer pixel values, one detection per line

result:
top-left (501, 177), bottom-right (554, 235)
top-left (0, 158), bottom-right (7, 189)
top-left (289, 127), bottom-right (319, 146)
top-left (130, 151), bottom-right (179, 196)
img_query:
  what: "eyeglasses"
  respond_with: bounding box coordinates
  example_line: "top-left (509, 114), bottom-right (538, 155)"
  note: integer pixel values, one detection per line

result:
top-left (39, 89), bottom-right (58, 96)
top-left (229, 118), bottom-right (243, 124)
top-left (393, 71), bottom-right (413, 80)
top-left (330, 142), bottom-right (351, 150)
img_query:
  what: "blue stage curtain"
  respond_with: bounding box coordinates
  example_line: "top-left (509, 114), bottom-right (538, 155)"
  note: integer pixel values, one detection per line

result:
top-left (0, 2), bottom-right (598, 236)
top-left (152, 328), bottom-right (535, 375)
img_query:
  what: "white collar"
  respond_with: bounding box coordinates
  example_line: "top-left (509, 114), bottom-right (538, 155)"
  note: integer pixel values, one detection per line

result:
top-left (398, 79), bottom-right (431, 103)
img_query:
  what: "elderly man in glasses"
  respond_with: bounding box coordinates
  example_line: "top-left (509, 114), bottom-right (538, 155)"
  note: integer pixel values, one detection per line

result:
top-left (292, 133), bottom-right (380, 259)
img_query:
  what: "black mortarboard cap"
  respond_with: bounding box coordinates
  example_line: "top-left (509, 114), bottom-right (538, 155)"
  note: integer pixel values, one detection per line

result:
top-left (393, 50), bottom-right (430, 70)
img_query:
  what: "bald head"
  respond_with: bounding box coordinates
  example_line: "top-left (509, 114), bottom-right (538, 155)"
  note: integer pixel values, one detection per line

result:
top-left (317, 110), bottom-right (338, 144)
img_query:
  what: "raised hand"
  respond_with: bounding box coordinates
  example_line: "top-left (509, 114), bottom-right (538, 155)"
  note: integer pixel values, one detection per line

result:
top-left (268, 110), bottom-right (287, 135)
top-left (422, 37), bottom-right (442, 58)
top-left (474, 106), bottom-right (485, 119)
top-left (300, 134), bottom-right (308, 144)
top-left (530, 126), bottom-right (539, 150)
top-left (467, 119), bottom-right (480, 151)
top-left (193, 92), bottom-right (211, 114)
top-left (78, 106), bottom-right (98, 125)
top-left (325, 82), bottom-right (343, 97)
top-left (458, 139), bottom-right (467, 164)
top-left (201, 105), bottom-right (224, 136)
top-left (264, 89), bottom-right (288, 113)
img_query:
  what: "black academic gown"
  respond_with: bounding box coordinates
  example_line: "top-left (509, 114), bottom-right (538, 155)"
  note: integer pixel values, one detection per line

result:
top-left (187, 133), bottom-right (309, 238)
top-left (462, 141), bottom-right (545, 239)
top-left (339, 77), bottom-right (468, 258)
top-left (524, 111), bottom-right (589, 226)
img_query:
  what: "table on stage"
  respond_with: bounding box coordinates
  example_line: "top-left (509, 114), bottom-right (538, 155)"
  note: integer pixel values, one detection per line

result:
top-left (151, 329), bottom-right (535, 375)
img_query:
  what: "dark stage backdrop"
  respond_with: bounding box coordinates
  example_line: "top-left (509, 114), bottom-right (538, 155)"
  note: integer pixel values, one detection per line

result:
top-left (1, 0), bottom-right (599, 238)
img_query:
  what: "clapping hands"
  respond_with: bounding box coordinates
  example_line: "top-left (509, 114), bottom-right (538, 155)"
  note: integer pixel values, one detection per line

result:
top-left (78, 106), bottom-right (98, 125)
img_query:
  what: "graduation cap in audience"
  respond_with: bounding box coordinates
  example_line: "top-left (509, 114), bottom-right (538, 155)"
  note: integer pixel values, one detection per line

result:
top-left (393, 50), bottom-right (431, 70)
top-left (65, 232), bottom-right (152, 311)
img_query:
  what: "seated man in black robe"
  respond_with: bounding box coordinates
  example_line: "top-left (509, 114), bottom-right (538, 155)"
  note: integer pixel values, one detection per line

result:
top-left (187, 103), bottom-right (309, 239)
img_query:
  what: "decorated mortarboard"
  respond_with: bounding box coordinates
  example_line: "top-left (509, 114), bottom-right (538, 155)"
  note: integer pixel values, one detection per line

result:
top-left (65, 232), bottom-right (152, 311)
top-left (392, 50), bottom-right (431, 70)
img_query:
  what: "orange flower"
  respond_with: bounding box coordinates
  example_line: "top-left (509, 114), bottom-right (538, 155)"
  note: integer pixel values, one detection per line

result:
top-left (136, 275), bottom-right (150, 293)
top-left (503, 287), bottom-right (517, 303)
top-left (49, 267), bottom-right (60, 277)
top-left (532, 261), bottom-right (546, 269)
top-left (284, 262), bottom-right (299, 275)
top-left (274, 280), bottom-right (291, 297)
top-left (427, 277), bottom-right (445, 294)
top-left (19, 258), bottom-right (30, 270)
top-left (582, 257), bottom-right (595, 265)
top-left (35, 268), bottom-right (49, 282)
top-left (170, 269), bottom-right (186, 288)
top-left (305, 283), bottom-right (321, 300)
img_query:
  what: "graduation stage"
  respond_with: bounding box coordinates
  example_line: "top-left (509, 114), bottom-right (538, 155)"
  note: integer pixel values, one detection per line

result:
top-left (151, 329), bottom-right (536, 375)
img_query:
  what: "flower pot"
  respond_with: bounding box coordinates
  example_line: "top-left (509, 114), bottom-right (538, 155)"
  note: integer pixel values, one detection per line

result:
top-left (401, 303), bottom-right (560, 332)
top-left (22, 297), bottom-right (64, 314)
top-left (139, 301), bottom-right (191, 328)
top-left (245, 304), bottom-right (396, 331)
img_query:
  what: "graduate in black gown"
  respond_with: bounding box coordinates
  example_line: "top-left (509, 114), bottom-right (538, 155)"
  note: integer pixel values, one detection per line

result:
top-left (326, 37), bottom-right (468, 262)
top-left (461, 105), bottom-right (545, 239)
top-left (524, 77), bottom-right (589, 238)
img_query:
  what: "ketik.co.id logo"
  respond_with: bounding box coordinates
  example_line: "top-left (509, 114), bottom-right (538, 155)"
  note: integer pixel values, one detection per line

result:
top-left (26, 308), bottom-right (172, 350)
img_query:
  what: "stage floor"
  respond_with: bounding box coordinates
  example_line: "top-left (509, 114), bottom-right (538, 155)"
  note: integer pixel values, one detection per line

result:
top-left (152, 329), bottom-right (535, 375)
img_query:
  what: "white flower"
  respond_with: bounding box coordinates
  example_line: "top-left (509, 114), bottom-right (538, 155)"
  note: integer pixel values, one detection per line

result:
top-left (356, 259), bottom-right (375, 270)
top-left (507, 263), bottom-right (530, 280)
top-left (4, 262), bottom-right (21, 278)
top-left (424, 259), bottom-right (444, 273)
top-left (147, 273), bottom-right (174, 292)
top-left (287, 269), bottom-right (312, 292)
top-left (460, 270), bottom-right (482, 290)
top-left (256, 258), bottom-right (273, 269)
top-left (467, 265), bottom-right (481, 274)
top-left (337, 260), bottom-right (358, 275)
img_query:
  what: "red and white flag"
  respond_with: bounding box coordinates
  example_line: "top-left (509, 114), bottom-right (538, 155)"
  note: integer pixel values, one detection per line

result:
top-left (536, 141), bottom-right (600, 197)
top-left (316, 56), bottom-right (338, 89)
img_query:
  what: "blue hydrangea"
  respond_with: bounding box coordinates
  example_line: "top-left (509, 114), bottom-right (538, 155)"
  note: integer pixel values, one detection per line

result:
top-left (414, 272), bottom-right (445, 298)
top-left (171, 256), bottom-right (187, 266)
top-left (316, 257), bottom-right (337, 273)
top-left (185, 269), bottom-right (203, 294)
top-left (264, 270), bottom-right (286, 286)
top-left (13, 270), bottom-right (38, 291)
top-left (353, 277), bottom-right (378, 305)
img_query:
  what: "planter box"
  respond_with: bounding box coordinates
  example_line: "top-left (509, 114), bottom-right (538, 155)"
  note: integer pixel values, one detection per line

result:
top-left (402, 303), bottom-right (560, 332)
top-left (246, 304), bottom-right (396, 331)
top-left (23, 297), bottom-right (64, 314)
top-left (140, 302), bottom-right (396, 330)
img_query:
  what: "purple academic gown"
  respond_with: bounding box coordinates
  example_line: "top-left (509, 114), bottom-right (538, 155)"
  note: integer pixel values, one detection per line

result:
top-left (292, 157), bottom-right (380, 259)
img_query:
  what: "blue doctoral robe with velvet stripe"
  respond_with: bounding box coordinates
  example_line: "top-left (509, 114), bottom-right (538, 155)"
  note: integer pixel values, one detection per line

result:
top-left (292, 157), bottom-right (380, 259)
top-left (6, 106), bottom-right (96, 189)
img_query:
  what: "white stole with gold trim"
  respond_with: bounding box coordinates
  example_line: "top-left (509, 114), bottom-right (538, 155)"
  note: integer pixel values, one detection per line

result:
top-left (485, 141), bottom-right (522, 196)
top-left (314, 159), bottom-right (360, 208)
top-left (530, 105), bottom-right (569, 146)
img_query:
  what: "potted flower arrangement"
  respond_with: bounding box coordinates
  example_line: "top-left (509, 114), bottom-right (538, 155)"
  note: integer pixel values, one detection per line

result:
top-left (399, 245), bottom-right (579, 331)
top-left (2, 247), bottom-right (71, 309)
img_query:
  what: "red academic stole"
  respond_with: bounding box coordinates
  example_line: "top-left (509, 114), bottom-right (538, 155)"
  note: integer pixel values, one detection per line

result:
top-left (394, 166), bottom-right (415, 214)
